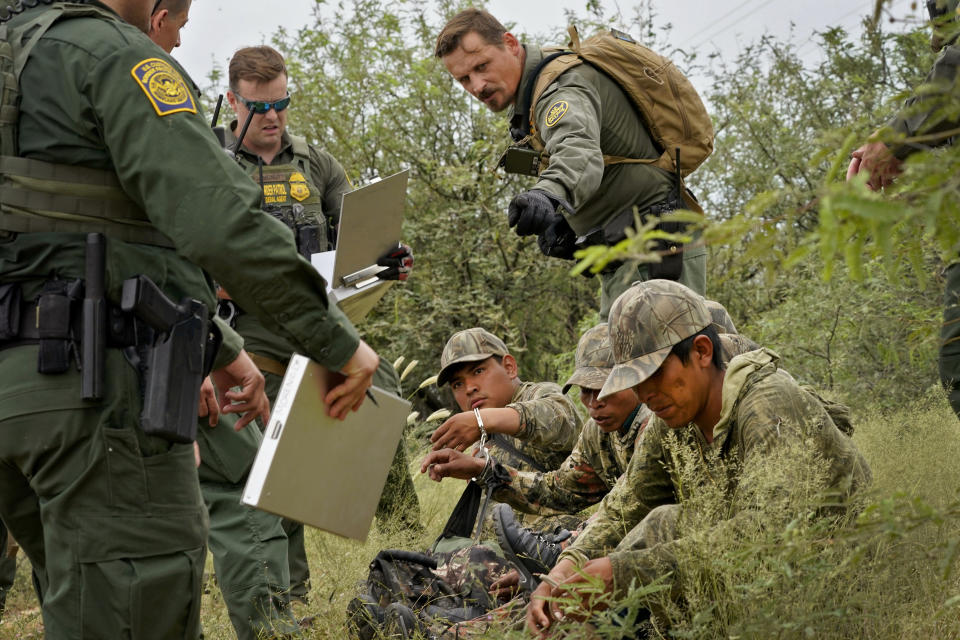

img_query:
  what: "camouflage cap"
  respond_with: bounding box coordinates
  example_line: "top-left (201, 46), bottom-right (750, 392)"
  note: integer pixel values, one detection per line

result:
top-left (437, 327), bottom-right (510, 386)
top-left (704, 299), bottom-right (737, 335)
top-left (600, 279), bottom-right (711, 399)
top-left (562, 323), bottom-right (613, 394)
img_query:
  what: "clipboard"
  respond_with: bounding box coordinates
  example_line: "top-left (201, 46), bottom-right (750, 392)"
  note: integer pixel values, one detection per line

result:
top-left (242, 353), bottom-right (410, 541)
top-left (311, 170), bottom-right (409, 323)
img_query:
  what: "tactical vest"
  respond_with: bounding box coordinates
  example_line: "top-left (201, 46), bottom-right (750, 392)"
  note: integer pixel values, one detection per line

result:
top-left (234, 135), bottom-right (330, 255)
top-left (0, 1), bottom-right (173, 247)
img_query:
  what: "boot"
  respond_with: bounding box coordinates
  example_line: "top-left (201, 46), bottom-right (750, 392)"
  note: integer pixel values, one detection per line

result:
top-left (492, 504), bottom-right (570, 590)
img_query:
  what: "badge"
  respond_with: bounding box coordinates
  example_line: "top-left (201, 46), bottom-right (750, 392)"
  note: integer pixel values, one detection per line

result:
top-left (131, 58), bottom-right (197, 117)
top-left (289, 172), bottom-right (311, 202)
top-left (544, 100), bottom-right (569, 128)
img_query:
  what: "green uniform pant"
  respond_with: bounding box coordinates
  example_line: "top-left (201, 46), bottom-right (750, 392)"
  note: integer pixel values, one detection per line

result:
top-left (599, 244), bottom-right (708, 320)
top-left (0, 346), bottom-right (207, 640)
top-left (263, 358), bottom-right (421, 602)
top-left (197, 412), bottom-right (297, 639)
top-left (940, 261), bottom-right (960, 418)
top-left (0, 520), bottom-right (15, 618)
top-left (201, 480), bottom-right (297, 639)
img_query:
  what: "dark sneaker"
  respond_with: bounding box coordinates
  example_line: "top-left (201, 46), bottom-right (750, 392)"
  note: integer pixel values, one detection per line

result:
top-left (347, 594), bottom-right (385, 640)
top-left (492, 504), bottom-right (571, 591)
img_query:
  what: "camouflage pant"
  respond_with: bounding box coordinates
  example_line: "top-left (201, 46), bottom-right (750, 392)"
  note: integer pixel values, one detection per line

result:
top-left (940, 261), bottom-right (960, 418)
top-left (609, 504), bottom-right (682, 601)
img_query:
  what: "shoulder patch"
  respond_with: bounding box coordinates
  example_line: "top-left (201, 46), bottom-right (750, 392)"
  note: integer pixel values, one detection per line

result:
top-left (544, 100), bottom-right (569, 128)
top-left (131, 58), bottom-right (197, 117)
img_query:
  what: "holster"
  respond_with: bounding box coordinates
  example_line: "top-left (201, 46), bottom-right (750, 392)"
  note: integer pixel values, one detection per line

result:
top-left (581, 191), bottom-right (689, 280)
top-left (122, 275), bottom-right (209, 444)
top-left (137, 299), bottom-right (208, 444)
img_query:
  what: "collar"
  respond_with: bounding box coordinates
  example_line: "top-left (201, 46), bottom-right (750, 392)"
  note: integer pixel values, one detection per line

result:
top-left (509, 44), bottom-right (543, 135)
top-left (710, 348), bottom-right (780, 451)
top-left (224, 119), bottom-right (292, 164)
top-left (618, 404), bottom-right (650, 446)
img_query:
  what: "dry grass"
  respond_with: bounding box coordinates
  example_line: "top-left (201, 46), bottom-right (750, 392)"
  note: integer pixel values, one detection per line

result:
top-left (2, 394), bottom-right (960, 639)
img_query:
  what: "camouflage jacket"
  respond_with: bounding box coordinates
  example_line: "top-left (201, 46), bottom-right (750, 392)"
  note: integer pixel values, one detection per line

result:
top-left (497, 381), bottom-right (582, 473)
top-left (559, 349), bottom-right (872, 596)
top-left (486, 405), bottom-right (649, 516)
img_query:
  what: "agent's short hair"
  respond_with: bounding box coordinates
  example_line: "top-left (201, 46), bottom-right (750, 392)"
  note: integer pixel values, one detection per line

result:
top-left (228, 46), bottom-right (287, 92)
top-left (152, 0), bottom-right (190, 17)
top-left (669, 325), bottom-right (723, 370)
top-left (435, 8), bottom-right (507, 58)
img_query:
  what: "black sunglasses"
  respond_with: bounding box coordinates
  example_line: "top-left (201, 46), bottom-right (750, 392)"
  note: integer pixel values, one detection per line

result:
top-left (235, 92), bottom-right (292, 114)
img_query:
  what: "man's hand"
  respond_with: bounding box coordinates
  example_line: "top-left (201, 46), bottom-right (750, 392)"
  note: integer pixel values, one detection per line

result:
top-left (377, 243), bottom-right (414, 281)
top-left (525, 557), bottom-right (613, 635)
top-left (489, 569), bottom-right (522, 601)
top-left (420, 448), bottom-right (486, 481)
top-left (324, 339), bottom-right (379, 420)
top-left (507, 189), bottom-right (563, 236)
top-left (546, 557), bottom-right (614, 622)
top-left (210, 350), bottom-right (270, 431)
top-left (197, 376), bottom-right (220, 426)
top-left (847, 139), bottom-right (903, 191)
top-left (429, 411), bottom-right (483, 451)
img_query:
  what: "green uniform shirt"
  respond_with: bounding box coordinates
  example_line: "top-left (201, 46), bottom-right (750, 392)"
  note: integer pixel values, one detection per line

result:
top-left (6, 4), bottom-right (359, 372)
top-left (511, 46), bottom-right (677, 236)
top-left (559, 349), bottom-right (872, 596)
top-left (491, 404), bottom-right (649, 517)
top-left (887, 44), bottom-right (960, 159)
top-left (499, 380), bottom-right (583, 473)
top-left (222, 126), bottom-right (352, 365)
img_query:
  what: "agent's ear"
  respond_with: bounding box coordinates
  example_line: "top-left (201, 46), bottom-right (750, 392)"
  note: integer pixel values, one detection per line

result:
top-left (501, 354), bottom-right (519, 379)
top-left (503, 31), bottom-right (521, 56)
top-left (149, 8), bottom-right (168, 37)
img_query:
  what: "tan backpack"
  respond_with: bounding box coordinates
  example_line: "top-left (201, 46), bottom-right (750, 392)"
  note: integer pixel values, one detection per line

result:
top-left (520, 26), bottom-right (714, 179)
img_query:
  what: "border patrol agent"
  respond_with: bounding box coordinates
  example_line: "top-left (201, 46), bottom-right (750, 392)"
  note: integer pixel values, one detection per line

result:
top-left (435, 9), bottom-right (708, 319)
top-left (846, 0), bottom-right (960, 419)
top-left (144, 14), bottom-right (300, 639)
top-left (0, 1), bottom-right (377, 638)
top-left (219, 45), bottom-right (420, 609)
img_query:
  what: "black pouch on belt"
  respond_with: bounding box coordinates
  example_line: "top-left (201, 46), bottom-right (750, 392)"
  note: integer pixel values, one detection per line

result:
top-left (37, 279), bottom-right (83, 374)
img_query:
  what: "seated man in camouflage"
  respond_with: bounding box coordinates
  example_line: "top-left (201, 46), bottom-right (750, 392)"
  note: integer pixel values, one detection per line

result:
top-left (526, 280), bottom-right (872, 633)
top-left (423, 308), bottom-right (752, 591)
top-left (429, 327), bottom-right (582, 479)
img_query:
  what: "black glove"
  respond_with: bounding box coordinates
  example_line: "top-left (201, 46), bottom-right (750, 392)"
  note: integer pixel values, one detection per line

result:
top-left (537, 217), bottom-right (578, 260)
top-left (377, 243), bottom-right (414, 281)
top-left (507, 189), bottom-right (565, 236)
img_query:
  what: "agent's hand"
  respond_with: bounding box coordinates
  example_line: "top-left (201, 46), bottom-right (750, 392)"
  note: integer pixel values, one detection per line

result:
top-left (430, 411), bottom-right (482, 451)
top-left (377, 243), bottom-right (414, 281)
top-left (197, 376), bottom-right (220, 426)
top-left (507, 189), bottom-right (563, 236)
top-left (210, 350), bottom-right (270, 431)
top-left (324, 339), bottom-right (379, 420)
top-left (420, 448), bottom-right (486, 481)
top-left (847, 140), bottom-right (902, 191)
top-left (537, 216), bottom-right (578, 260)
